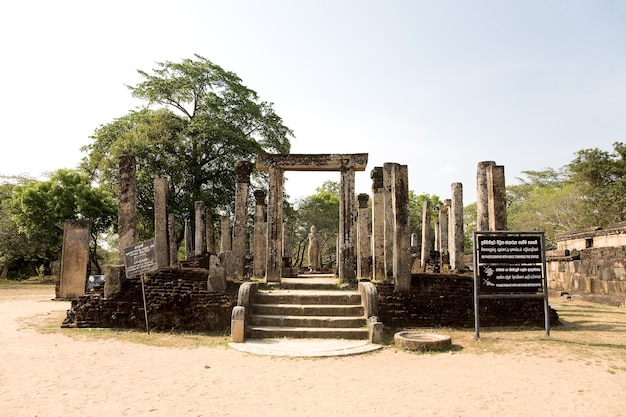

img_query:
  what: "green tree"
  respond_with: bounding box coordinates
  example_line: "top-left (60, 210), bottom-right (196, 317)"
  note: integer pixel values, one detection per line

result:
top-left (291, 181), bottom-right (340, 268)
top-left (463, 202), bottom-right (477, 254)
top-left (507, 168), bottom-right (585, 249)
top-left (408, 191), bottom-right (442, 247)
top-left (11, 169), bottom-right (116, 274)
top-left (568, 141), bottom-right (626, 226)
top-left (0, 178), bottom-right (46, 278)
top-left (82, 55), bottom-right (293, 244)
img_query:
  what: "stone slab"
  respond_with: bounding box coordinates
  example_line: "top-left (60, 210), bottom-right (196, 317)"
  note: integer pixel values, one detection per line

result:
top-left (229, 338), bottom-right (382, 357)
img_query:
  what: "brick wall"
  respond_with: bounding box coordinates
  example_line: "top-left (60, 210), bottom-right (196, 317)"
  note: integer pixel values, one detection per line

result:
top-left (62, 270), bottom-right (558, 332)
top-left (376, 274), bottom-right (558, 329)
top-left (62, 268), bottom-right (240, 332)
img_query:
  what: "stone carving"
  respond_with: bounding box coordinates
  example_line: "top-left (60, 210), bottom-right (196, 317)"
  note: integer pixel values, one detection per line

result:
top-left (307, 225), bottom-right (323, 272)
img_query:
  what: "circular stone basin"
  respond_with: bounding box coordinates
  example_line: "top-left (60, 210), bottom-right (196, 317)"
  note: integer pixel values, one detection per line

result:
top-left (394, 331), bottom-right (452, 352)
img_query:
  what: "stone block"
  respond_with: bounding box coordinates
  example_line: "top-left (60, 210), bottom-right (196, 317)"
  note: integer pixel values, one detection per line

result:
top-left (104, 265), bottom-right (125, 298)
top-left (208, 254), bottom-right (227, 293)
top-left (231, 306), bottom-right (245, 343)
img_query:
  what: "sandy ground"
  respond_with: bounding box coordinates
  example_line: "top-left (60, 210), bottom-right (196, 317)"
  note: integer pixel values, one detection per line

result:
top-left (1, 286), bottom-right (625, 417)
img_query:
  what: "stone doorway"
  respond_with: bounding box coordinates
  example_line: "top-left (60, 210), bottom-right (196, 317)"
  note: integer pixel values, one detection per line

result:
top-left (256, 153), bottom-right (368, 283)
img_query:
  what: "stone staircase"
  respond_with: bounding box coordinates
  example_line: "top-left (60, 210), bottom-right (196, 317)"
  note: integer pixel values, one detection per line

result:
top-left (248, 289), bottom-right (369, 339)
top-left (231, 276), bottom-right (382, 342)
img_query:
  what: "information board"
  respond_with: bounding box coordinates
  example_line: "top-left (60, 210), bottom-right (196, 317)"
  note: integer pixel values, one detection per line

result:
top-left (475, 234), bottom-right (544, 293)
top-left (473, 231), bottom-right (550, 338)
top-left (124, 240), bottom-right (157, 278)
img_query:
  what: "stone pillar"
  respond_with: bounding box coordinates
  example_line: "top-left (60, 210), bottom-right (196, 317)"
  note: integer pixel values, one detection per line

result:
top-left (370, 167), bottom-right (386, 281)
top-left (233, 160), bottom-right (253, 280)
top-left (154, 177), bottom-right (169, 269)
top-left (339, 165), bottom-right (357, 283)
top-left (265, 166), bottom-right (284, 282)
top-left (206, 209), bottom-right (216, 254)
top-left (220, 215), bottom-right (231, 253)
top-left (184, 218), bottom-right (193, 259)
top-left (168, 213), bottom-right (178, 266)
top-left (194, 201), bottom-right (206, 256)
top-left (357, 193), bottom-right (371, 279)
top-left (391, 164), bottom-right (411, 292)
top-left (253, 189), bottom-right (267, 278)
top-left (283, 222), bottom-right (292, 261)
top-left (488, 164), bottom-right (507, 230)
top-left (58, 219), bottom-right (91, 299)
top-left (476, 161), bottom-right (495, 231)
top-left (382, 163), bottom-right (395, 279)
top-left (117, 155), bottom-right (137, 263)
top-left (421, 200), bottom-right (432, 268)
top-left (439, 200), bottom-right (451, 268)
top-left (449, 182), bottom-right (464, 271)
top-left (411, 233), bottom-right (419, 248)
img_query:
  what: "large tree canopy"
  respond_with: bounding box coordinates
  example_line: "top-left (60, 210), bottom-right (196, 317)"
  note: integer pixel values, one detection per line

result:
top-left (82, 55), bottom-right (293, 240)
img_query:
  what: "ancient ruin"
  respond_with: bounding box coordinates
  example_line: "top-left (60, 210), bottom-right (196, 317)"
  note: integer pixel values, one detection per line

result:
top-left (61, 153), bottom-right (556, 339)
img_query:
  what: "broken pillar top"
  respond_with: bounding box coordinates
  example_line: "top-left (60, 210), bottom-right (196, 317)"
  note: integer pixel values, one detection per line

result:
top-left (256, 153), bottom-right (368, 172)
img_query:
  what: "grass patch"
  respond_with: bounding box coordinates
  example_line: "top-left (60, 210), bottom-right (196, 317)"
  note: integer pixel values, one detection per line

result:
top-left (387, 300), bottom-right (626, 369)
top-left (32, 309), bottom-right (231, 349)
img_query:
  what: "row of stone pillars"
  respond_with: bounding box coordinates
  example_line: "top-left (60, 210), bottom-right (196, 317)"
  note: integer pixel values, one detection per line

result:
top-left (114, 155), bottom-right (503, 293)
top-left (58, 154), bottom-right (506, 298)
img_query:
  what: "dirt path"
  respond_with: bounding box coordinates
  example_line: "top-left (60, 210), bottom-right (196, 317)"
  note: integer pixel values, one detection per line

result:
top-left (1, 286), bottom-right (625, 417)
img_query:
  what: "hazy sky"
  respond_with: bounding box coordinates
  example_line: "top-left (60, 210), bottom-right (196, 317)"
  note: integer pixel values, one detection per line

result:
top-left (1, 0), bottom-right (625, 204)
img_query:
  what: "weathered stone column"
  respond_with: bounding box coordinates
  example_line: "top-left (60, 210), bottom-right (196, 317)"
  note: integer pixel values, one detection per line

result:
top-left (206, 209), bottom-right (216, 254)
top-left (194, 201), bottom-right (206, 256)
top-left (357, 193), bottom-right (371, 279)
top-left (58, 219), bottom-right (91, 299)
top-left (265, 166), bottom-right (284, 282)
top-left (253, 189), bottom-right (267, 278)
top-left (370, 167), bottom-right (386, 281)
top-left (488, 164), bottom-right (507, 230)
top-left (382, 163), bottom-right (395, 280)
top-left (283, 222), bottom-right (292, 261)
top-left (411, 233), bottom-right (419, 248)
top-left (391, 164), bottom-right (411, 292)
top-left (117, 155), bottom-right (137, 263)
top-left (184, 218), bottom-right (193, 259)
top-left (154, 177), bottom-right (169, 269)
top-left (421, 200), bottom-right (432, 268)
top-left (233, 160), bottom-right (253, 280)
top-left (339, 164), bottom-right (357, 283)
top-left (449, 182), bottom-right (464, 272)
top-left (220, 215), bottom-right (231, 253)
top-left (439, 199), bottom-right (451, 268)
top-left (476, 161), bottom-right (495, 231)
top-left (168, 213), bottom-right (178, 266)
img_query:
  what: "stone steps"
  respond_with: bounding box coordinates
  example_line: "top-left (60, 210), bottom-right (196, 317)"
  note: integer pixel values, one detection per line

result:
top-left (247, 325), bottom-right (369, 340)
top-left (247, 287), bottom-right (368, 340)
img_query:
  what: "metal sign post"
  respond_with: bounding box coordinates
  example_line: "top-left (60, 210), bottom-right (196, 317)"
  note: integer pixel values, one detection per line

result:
top-left (473, 231), bottom-right (550, 339)
top-left (124, 240), bottom-right (158, 334)
top-left (140, 273), bottom-right (150, 334)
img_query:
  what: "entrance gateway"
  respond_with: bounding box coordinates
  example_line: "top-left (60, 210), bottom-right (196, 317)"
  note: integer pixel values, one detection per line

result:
top-left (256, 153), bottom-right (368, 283)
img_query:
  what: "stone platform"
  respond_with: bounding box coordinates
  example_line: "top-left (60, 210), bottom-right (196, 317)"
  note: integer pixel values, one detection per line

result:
top-left (229, 338), bottom-right (382, 357)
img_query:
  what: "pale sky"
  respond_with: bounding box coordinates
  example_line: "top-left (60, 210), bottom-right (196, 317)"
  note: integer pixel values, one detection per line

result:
top-left (1, 0), bottom-right (625, 204)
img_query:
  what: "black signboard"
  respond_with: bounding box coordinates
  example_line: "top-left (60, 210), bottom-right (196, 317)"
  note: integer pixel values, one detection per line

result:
top-left (475, 233), bottom-right (544, 294)
top-left (473, 231), bottom-right (550, 338)
top-left (124, 240), bottom-right (157, 278)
